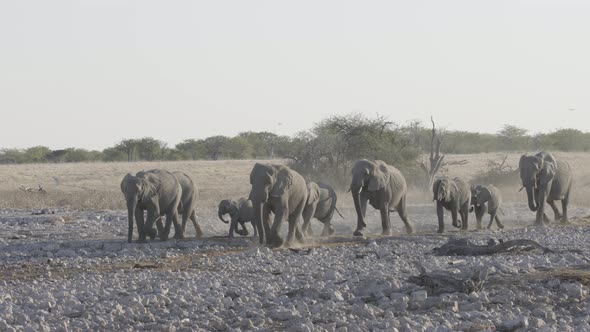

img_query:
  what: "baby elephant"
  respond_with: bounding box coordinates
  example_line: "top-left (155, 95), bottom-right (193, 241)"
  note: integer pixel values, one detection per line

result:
top-left (302, 182), bottom-right (343, 237)
top-left (218, 198), bottom-right (256, 237)
top-left (471, 184), bottom-right (504, 230)
top-left (433, 177), bottom-right (471, 233)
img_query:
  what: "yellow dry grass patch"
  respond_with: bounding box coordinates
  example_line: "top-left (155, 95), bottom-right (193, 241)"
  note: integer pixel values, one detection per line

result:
top-left (0, 152), bottom-right (588, 210)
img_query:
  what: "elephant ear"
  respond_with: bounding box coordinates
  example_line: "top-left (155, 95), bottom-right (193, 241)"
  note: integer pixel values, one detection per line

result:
top-left (519, 155), bottom-right (527, 169)
top-left (477, 187), bottom-right (491, 205)
top-left (432, 179), bottom-right (442, 201)
top-left (539, 162), bottom-right (557, 186)
top-left (307, 183), bottom-right (320, 204)
top-left (121, 173), bottom-right (133, 194)
top-left (368, 164), bottom-right (389, 191)
top-left (270, 168), bottom-right (293, 197)
top-left (140, 176), bottom-right (159, 203)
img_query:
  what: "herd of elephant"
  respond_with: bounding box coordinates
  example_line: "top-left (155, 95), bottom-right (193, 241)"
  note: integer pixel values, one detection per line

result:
top-left (120, 151), bottom-right (573, 247)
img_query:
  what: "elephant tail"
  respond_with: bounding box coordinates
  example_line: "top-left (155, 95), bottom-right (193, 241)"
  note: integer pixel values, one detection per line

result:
top-left (334, 206), bottom-right (345, 219)
top-left (499, 207), bottom-right (506, 216)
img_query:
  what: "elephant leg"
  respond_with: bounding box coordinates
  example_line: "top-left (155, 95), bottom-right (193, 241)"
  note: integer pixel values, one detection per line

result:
top-left (460, 207), bottom-right (469, 230)
top-left (487, 212), bottom-right (496, 229)
top-left (270, 204), bottom-right (286, 247)
top-left (146, 209), bottom-right (162, 240)
top-left (495, 214), bottom-right (504, 230)
top-left (135, 208), bottom-right (147, 242)
top-left (301, 206), bottom-right (315, 237)
top-left (190, 212), bottom-right (203, 237)
top-left (251, 222), bottom-right (258, 237)
top-left (436, 203), bottom-right (445, 233)
top-left (380, 203), bottom-right (392, 236)
top-left (475, 206), bottom-right (485, 230)
top-left (353, 195), bottom-right (369, 236)
top-left (397, 194), bottom-right (414, 234)
top-left (561, 192), bottom-right (570, 223)
top-left (261, 207), bottom-right (272, 244)
top-left (228, 216), bottom-right (238, 237)
top-left (171, 211), bottom-right (183, 240)
top-left (451, 208), bottom-right (460, 229)
top-left (175, 212), bottom-right (188, 240)
top-left (240, 221), bottom-right (249, 236)
top-left (547, 200), bottom-right (562, 222)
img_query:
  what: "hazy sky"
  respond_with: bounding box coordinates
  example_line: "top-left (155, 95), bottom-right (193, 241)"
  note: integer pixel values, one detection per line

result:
top-left (1, 0), bottom-right (589, 150)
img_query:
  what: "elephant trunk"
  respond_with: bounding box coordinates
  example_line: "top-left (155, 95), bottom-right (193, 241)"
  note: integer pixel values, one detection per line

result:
top-left (126, 196), bottom-right (138, 243)
top-left (351, 186), bottom-right (366, 229)
top-left (218, 210), bottom-right (230, 224)
top-left (254, 201), bottom-right (265, 244)
top-left (525, 185), bottom-right (538, 212)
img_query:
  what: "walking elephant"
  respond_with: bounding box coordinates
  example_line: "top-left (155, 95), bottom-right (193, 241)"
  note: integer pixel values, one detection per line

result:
top-left (301, 182), bottom-right (343, 237)
top-left (519, 151), bottom-right (573, 225)
top-left (433, 177), bottom-right (471, 233)
top-left (172, 171), bottom-right (203, 238)
top-left (120, 169), bottom-right (182, 243)
top-left (349, 159), bottom-right (414, 236)
top-left (218, 198), bottom-right (256, 237)
top-left (471, 184), bottom-right (504, 230)
top-left (248, 163), bottom-right (308, 247)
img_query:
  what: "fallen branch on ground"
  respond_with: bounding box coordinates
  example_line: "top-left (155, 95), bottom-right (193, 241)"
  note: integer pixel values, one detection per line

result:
top-left (408, 264), bottom-right (488, 295)
top-left (433, 238), bottom-right (552, 256)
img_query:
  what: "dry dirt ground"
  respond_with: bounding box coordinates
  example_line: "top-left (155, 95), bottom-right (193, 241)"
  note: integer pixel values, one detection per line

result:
top-left (1, 153), bottom-right (590, 331)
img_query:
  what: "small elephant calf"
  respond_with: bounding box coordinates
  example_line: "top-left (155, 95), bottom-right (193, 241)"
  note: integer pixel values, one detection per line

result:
top-left (302, 182), bottom-right (343, 237)
top-left (471, 184), bottom-right (504, 230)
top-left (218, 198), bottom-right (256, 237)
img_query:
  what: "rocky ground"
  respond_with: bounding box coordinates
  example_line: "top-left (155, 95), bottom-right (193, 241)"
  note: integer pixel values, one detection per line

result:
top-left (2, 204), bottom-right (590, 331)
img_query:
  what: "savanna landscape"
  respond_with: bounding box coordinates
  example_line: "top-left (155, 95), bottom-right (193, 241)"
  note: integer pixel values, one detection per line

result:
top-left (2, 152), bottom-right (590, 331)
top-left (3, 1), bottom-right (590, 331)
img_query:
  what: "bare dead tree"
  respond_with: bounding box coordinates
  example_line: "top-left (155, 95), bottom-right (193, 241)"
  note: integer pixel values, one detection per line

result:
top-left (420, 116), bottom-right (445, 190)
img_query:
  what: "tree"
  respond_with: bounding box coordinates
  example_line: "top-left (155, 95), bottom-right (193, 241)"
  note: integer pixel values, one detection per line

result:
top-left (175, 139), bottom-right (206, 160)
top-left (497, 125), bottom-right (528, 150)
top-left (115, 139), bottom-right (139, 162)
top-left (136, 137), bottom-right (166, 161)
top-left (23, 146), bottom-right (51, 163)
top-left (202, 136), bottom-right (230, 160)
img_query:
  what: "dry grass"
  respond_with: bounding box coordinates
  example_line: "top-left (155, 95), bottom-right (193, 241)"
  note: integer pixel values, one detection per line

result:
top-left (0, 152), bottom-right (588, 210)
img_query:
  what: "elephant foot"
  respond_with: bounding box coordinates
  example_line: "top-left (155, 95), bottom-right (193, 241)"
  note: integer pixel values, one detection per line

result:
top-left (137, 238), bottom-right (147, 243)
top-left (560, 217), bottom-right (570, 224)
top-left (534, 221), bottom-right (546, 227)
top-left (353, 230), bottom-right (364, 237)
top-left (437, 228), bottom-right (444, 234)
top-left (405, 225), bottom-right (415, 234)
top-left (382, 229), bottom-right (393, 236)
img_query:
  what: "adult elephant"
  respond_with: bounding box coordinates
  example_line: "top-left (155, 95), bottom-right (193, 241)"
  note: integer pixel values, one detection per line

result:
top-left (301, 182), bottom-right (343, 237)
top-left (433, 177), bottom-right (471, 233)
top-left (218, 198), bottom-right (256, 237)
top-left (519, 152), bottom-right (572, 225)
top-left (349, 159), bottom-right (414, 236)
top-left (172, 171), bottom-right (203, 238)
top-left (120, 169), bottom-right (182, 243)
top-left (248, 163), bottom-right (307, 247)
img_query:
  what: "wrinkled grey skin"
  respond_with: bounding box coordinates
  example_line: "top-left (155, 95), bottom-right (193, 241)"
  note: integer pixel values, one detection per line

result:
top-left (471, 184), bottom-right (504, 230)
top-left (302, 182), bottom-right (343, 237)
top-left (120, 169), bottom-right (182, 243)
top-left (218, 198), bottom-right (256, 237)
top-left (433, 177), bottom-right (471, 233)
top-left (172, 171), bottom-right (203, 238)
top-left (519, 152), bottom-right (573, 225)
top-left (248, 163), bottom-right (307, 247)
top-left (350, 159), bottom-right (414, 236)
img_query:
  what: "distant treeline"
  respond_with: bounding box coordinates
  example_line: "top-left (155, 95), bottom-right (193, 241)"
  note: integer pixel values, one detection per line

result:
top-left (1, 114), bottom-right (589, 166)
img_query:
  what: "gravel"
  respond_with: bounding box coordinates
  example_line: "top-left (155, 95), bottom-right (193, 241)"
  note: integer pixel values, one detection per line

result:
top-left (1, 204), bottom-right (590, 331)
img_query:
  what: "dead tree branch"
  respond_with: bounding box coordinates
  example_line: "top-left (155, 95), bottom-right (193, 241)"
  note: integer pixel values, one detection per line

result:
top-left (408, 264), bottom-right (488, 295)
top-left (420, 116), bottom-right (445, 190)
top-left (433, 238), bottom-right (552, 256)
